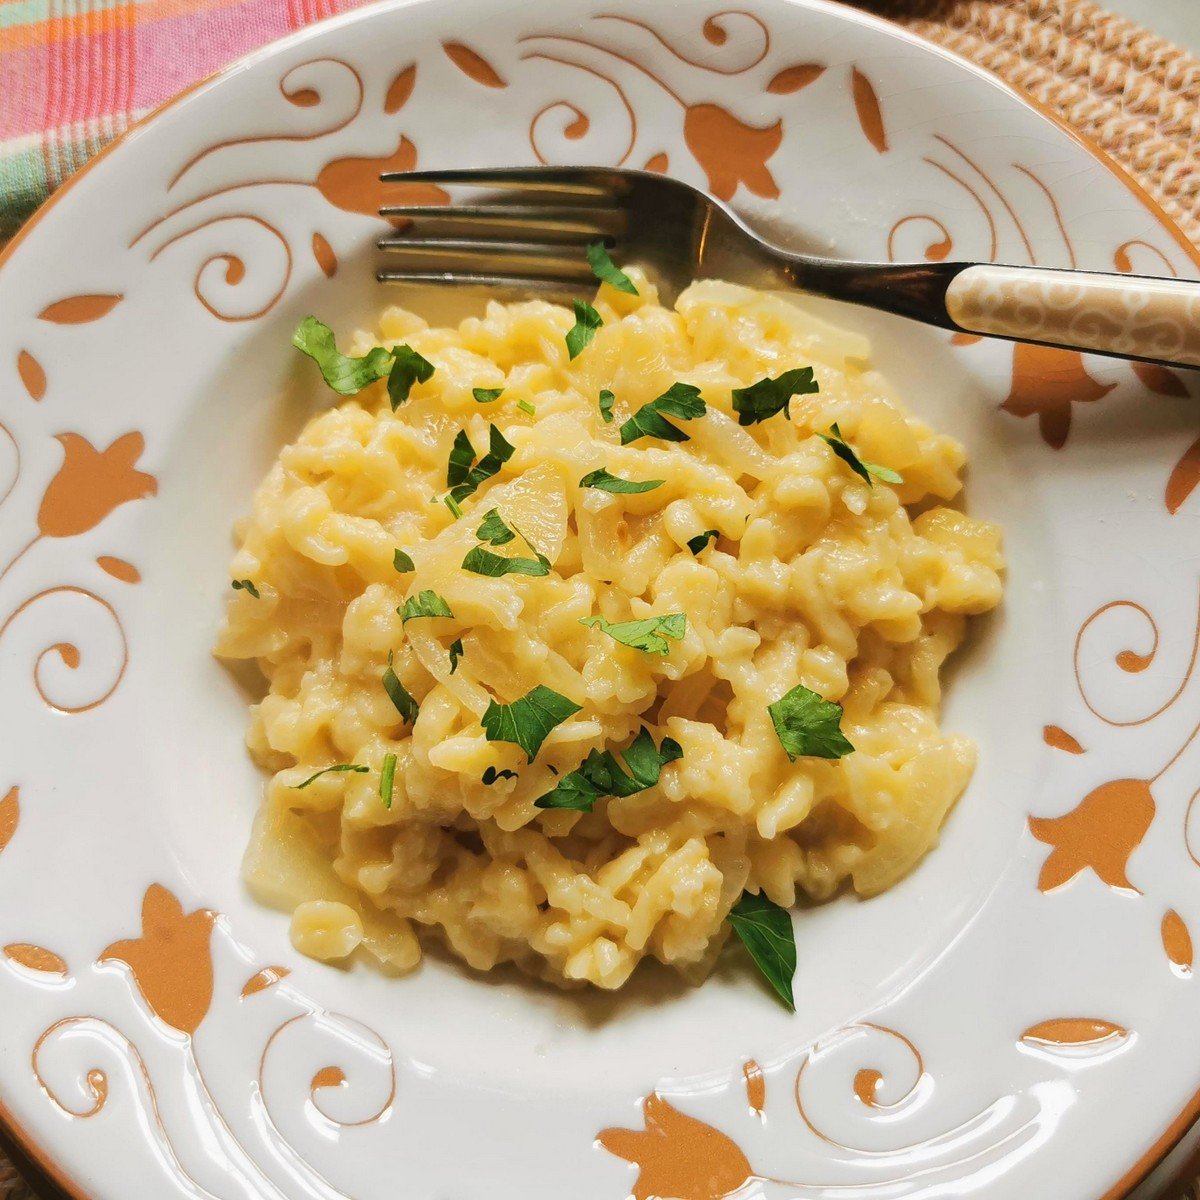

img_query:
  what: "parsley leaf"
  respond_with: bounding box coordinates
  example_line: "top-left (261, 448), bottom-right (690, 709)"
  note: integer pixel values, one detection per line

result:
top-left (731, 367), bottom-right (819, 426)
top-left (535, 728), bottom-right (682, 811)
top-left (598, 389), bottom-right (615, 423)
top-left (477, 508), bottom-right (516, 546)
top-left (393, 549), bottom-right (415, 573)
top-left (292, 317), bottom-right (394, 396)
top-left (400, 590), bottom-right (455, 623)
top-left (383, 652), bottom-right (419, 723)
top-left (231, 579), bottom-right (261, 599)
top-left (586, 240), bottom-right (638, 295)
top-left (449, 639), bottom-right (464, 674)
top-left (728, 891), bottom-right (796, 1012)
top-left (386, 345), bottom-right (435, 410)
top-left (579, 468), bottom-right (664, 494)
top-left (566, 300), bottom-right (603, 360)
top-left (482, 766), bottom-right (518, 785)
top-left (379, 753), bottom-right (397, 808)
top-left (462, 546), bottom-right (550, 578)
top-left (482, 685), bottom-right (582, 762)
top-left (473, 387), bottom-right (504, 403)
top-left (447, 425), bottom-right (517, 503)
top-left (293, 763), bottom-right (368, 789)
top-left (819, 423), bottom-right (903, 486)
top-left (767, 683), bottom-right (855, 760)
top-left (687, 530), bottom-right (719, 555)
top-left (619, 382), bottom-right (706, 445)
top-left (579, 613), bottom-right (686, 656)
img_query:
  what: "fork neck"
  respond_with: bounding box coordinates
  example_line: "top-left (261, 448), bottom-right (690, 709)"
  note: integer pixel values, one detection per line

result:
top-left (780, 257), bottom-right (970, 330)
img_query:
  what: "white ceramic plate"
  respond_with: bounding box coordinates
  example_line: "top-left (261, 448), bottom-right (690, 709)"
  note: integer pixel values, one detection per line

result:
top-left (2, 1), bottom-right (1200, 1196)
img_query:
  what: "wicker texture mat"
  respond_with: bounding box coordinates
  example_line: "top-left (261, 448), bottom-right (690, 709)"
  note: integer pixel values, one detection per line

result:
top-left (0, 2), bottom-right (1197, 1198)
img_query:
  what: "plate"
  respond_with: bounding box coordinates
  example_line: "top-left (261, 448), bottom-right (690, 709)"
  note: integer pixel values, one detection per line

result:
top-left (1, 1), bottom-right (1199, 1196)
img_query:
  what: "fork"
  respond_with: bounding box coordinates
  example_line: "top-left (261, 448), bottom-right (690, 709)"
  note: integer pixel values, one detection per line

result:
top-left (378, 167), bottom-right (1200, 371)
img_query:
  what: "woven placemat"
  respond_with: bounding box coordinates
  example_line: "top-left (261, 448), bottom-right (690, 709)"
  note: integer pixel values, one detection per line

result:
top-left (0, 2), bottom-right (1197, 1198)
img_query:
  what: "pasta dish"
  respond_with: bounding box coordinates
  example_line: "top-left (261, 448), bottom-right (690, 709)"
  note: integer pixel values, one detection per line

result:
top-left (216, 262), bottom-right (1002, 1002)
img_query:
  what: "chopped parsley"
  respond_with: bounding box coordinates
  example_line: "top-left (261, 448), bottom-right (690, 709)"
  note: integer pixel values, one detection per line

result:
top-left (473, 387), bottom-right (504, 403)
top-left (462, 546), bottom-right (550, 578)
top-left (579, 468), bottom-right (664, 494)
top-left (400, 589), bottom-right (455, 623)
top-left (819, 423), bottom-right (903, 486)
top-left (292, 763), bottom-right (368, 789)
top-left (598, 389), bottom-right (615, 424)
top-left (292, 317), bottom-right (433, 407)
top-left (449, 639), bottom-right (464, 674)
top-left (379, 753), bottom-right (397, 808)
top-left (392, 549), bottom-right (415, 573)
top-left (535, 728), bottom-right (682, 811)
top-left (517, 399), bottom-right (536, 416)
top-left (586, 240), bottom-right (638, 295)
top-left (687, 530), bottom-right (719, 555)
top-left (767, 683), bottom-right (855, 761)
top-left (443, 494), bottom-right (464, 519)
top-left (386, 345), bottom-right (435, 410)
top-left (446, 424), bottom-right (516, 504)
top-left (728, 891), bottom-right (796, 1012)
top-left (383, 652), bottom-right (419, 723)
top-left (565, 300), bottom-right (603, 359)
top-left (731, 367), bottom-right (818, 426)
top-left (477, 508), bottom-right (516, 546)
top-left (579, 613), bottom-right (686, 656)
top-left (481, 685), bottom-right (582, 762)
top-left (619, 382), bottom-right (706, 445)
top-left (482, 766), bottom-right (518, 785)
top-left (231, 579), bottom-right (260, 599)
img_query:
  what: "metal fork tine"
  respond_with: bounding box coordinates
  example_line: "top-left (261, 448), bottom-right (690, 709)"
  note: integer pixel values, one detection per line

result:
top-left (376, 269), bottom-right (582, 301)
top-left (377, 238), bottom-right (596, 283)
top-left (380, 168), bottom-right (618, 200)
top-left (378, 205), bottom-right (626, 242)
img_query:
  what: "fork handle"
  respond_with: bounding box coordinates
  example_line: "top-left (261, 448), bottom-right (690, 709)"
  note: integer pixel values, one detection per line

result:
top-left (793, 260), bottom-right (1200, 370)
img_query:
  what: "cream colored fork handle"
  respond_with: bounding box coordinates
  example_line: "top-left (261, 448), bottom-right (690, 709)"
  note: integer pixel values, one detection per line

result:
top-left (944, 265), bottom-right (1200, 367)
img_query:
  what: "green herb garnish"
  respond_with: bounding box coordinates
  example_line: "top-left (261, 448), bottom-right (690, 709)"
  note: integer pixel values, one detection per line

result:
top-left (444, 494), bottom-right (464, 519)
top-left (482, 766), bottom-right (518, 785)
top-left (446, 425), bottom-right (516, 503)
top-left (517, 399), bottom-right (536, 416)
top-left (292, 317), bottom-right (433, 407)
top-left (392, 549), bottom-right (415, 573)
top-left (619, 382), bottom-right (706, 445)
top-left (386, 345), bottom-right (435, 410)
top-left (731, 367), bottom-right (818, 426)
top-left (473, 387), bottom-right (504, 403)
top-left (687, 530), bottom-right (719, 555)
top-left (481, 685), bottom-right (582, 762)
top-left (579, 613), bottom-right (685, 656)
top-left (728, 891), bottom-right (796, 1011)
top-left (462, 546), bottom-right (550, 578)
top-left (819, 423), bottom-right (903, 486)
top-left (579, 468), bottom-right (664, 494)
top-left (449, 639), bottom-right (464, 674)
top-left (231, 579), bottom-right (261, 599)
top-left (566, 300), bottom-right (603, 359)
top-left (400, 589), bottom-right (455, 623)
top-left (598, 389), bottom-right (615, 424)
top-left (586, 240), bottom-right (638, 295)
top-left (477, 508), bottom-right (516, 546)
top-left (380, 753), bottom-right (397, 808)
top-left (383, 652), bottom-right (419, 723)
top-left (292, 763), bottom-right (369, 789)
top-left (767, 683), bottom-right (855, 761)
top-left (535, 728), bottom-right (682, 811)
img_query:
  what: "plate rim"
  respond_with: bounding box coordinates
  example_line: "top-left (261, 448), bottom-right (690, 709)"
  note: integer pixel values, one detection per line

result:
top-left (1, 1), bottom-right (1197, 1197)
